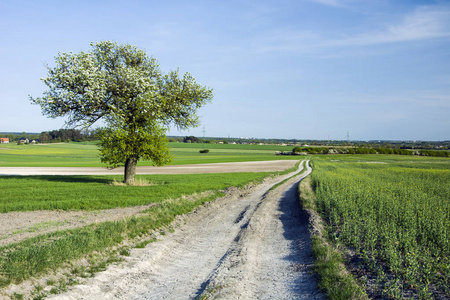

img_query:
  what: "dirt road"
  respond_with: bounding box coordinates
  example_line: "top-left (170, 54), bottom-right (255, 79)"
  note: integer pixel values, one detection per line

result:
top-left (0, 160), bottom-right (297, 176)
top-left (48, 161), bottom-right (325, 299)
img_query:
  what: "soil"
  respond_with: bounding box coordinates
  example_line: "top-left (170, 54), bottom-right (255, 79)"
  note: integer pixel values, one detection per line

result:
top-left (1, 160), bottom-right (326, 299)
top-left (0, 160), bottom-right (296, 175)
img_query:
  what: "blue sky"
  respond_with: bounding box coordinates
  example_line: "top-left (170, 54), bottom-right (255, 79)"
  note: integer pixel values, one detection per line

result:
top-left (1, 0), bottom-right (449, 140)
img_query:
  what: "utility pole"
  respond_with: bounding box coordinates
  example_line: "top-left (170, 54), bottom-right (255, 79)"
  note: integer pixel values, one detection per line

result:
top-left (202, 125), bottom-right (206, 149)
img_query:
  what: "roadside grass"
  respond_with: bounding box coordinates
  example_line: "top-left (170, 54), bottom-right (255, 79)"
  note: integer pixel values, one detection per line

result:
top-left (0, 172), bottom-right (273, 213)
top-left (0, 191), bottom-right (220, 291)
top-left (0, 142), bottom-right (298, 167)
top-left (298, 175), bottom-right (368, 300)
top-left (268, 159), bottom-right (308, 192)
top-left (309, 155), bottom-right (450, 299)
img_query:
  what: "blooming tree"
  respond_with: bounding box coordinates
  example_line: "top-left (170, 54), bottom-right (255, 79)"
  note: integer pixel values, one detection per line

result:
top-left (31, 41), bottom-right (213, 184)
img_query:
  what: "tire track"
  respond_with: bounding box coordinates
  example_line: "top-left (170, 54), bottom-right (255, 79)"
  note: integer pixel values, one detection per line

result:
top-left (197, 161), bottom-right (325, 299)
top-left (49, 160), bottom-right (324, 299)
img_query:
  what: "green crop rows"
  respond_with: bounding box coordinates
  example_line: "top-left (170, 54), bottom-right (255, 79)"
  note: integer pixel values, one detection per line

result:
top-left (0, 142), bottom-right (298, 167)
top-left (0, 172), bottom-right (275, 213)
top-left (311, 155), bottom-right (450, 298)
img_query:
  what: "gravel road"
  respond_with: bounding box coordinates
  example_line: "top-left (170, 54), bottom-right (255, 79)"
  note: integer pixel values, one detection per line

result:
top-left (48, 160), bottom-right (325, 300)
top-left (0, 160), bottom-right (296, 176)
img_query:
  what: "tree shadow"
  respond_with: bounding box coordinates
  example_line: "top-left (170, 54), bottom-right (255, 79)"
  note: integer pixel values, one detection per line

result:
top-left (277, 180), bottom-right (325, 298)
top-left (0, 175), bottom-right (113, 184)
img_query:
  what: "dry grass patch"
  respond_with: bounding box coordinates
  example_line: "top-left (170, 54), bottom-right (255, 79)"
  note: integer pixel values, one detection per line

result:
top-left (110, 178), bottom-right (157, 186)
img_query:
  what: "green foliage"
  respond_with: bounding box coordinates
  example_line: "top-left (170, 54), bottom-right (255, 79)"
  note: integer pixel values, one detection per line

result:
top-left (199, 149), bottom-right (209, 153)
top-left (38, 128), bottom-right (101, 143)
top-left (299, 176), bottom-right (368, 300)
top-left (312, 237), bottom-right (367, 300)
top-left (292, 146), bottom-right (449, 157)
top-left (183, 136), bottom-right (202, 143)
top-left (11, 292), bottom-right (23, 300)
top-left (30, 41), bottom-right (213, 182)
top-left (292, 146), bottom-right (302, 153)
top-left (98, 125), bottom-right (172, 169)
top-left (311, 155), bottom-right (450, 298)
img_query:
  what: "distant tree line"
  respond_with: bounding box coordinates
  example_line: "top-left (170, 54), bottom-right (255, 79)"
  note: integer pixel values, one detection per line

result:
top-left (2, 132), bottom-right (449, 151)
top-left (37, 129), bottom-right (102, 143)
top-left (0, 132), bottom-right (40, 143)
top-left (0, 129), bottom-right (102, 144)
top-left (282, 146), bottom-right (450, 157)
top-left (182, 136), bottom-right (203, 143)
top-left (168, 136), bottom-right (449, 150)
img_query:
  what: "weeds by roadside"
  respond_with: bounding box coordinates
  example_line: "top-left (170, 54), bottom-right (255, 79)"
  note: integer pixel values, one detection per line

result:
top-left (298, 175), bottom-right (368, 300)
top-left (268, 159), bottom-right (306, 192)
top-left (0, 191), bottom-right (221, 299)
top-left (110, 177), bottom-right (157, 186)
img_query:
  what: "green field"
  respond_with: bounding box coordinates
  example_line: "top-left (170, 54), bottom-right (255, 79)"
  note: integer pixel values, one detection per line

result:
top-left (0, 142), bottom-right (297, 167)
top-left (0, 172), bottom-right (274, 213)
top-left (0, 144), bottom-right (300, 295)
top-left (0, 142), bottom-right (302, 213)
top-left (310, 155), bottom-right (450, 298)
top-left (2, 143), bottom-right (449, 299)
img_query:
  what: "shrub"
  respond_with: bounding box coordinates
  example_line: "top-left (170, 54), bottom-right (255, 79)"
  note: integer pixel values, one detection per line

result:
top-left (199, 149), bottom-right (209, 153)
top-left (293, 146), bottom-right (303, 153)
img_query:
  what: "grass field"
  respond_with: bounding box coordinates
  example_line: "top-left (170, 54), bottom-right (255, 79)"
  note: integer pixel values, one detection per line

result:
top-left (0, 172), bottom-right (274, 213)
top-left (0, 142), bottom-right (297, 167)
top-left (0, 191), bottom-right (223, 290)
top-left (0, 142), bottom-right (301, 297)
top-left (310, 155), bottom-right (450, 299)
top-left (0, 163), bottom-right (299, 295)
top-left (3, 143), bottom-right (449, 299)
top-left (0, 142), bottom-right (298, 213)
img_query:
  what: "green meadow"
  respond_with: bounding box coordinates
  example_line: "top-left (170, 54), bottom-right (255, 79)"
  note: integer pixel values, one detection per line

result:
top-left (0, 142), bottom-right (300, 213)
top-left (3, 142), bottom-right (449, 299)
top-left (0, 172), bottom-right (274, 213)
top-left (0, 143), bottom-right (300, 293)
top-left (0, 142), bottom-right (297, 167)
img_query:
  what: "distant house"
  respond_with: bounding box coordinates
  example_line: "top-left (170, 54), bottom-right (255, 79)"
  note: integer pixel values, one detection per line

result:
top-left (0, 138), bottom-right (9, 144)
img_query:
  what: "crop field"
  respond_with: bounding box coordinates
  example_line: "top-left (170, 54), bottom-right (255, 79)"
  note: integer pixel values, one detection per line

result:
top-left (2, 142), bottom-right (449, 299)
top-left (310, 155), bottom-right (450, 299)
top-left (0, 142), bottom-right (297, 167)
top-left (0, 172), bottom-right (275, 213)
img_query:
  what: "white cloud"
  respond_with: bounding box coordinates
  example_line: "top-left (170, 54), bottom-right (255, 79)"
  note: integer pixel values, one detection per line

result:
top-left (305, 0), bottom-right (352, 8)
top-left (308, 0), bottom-right (342, 6)
top-left (253, 4), bottom-right (450, 55)
top-left (340, 91), bottom-right (450, 114)
top-left (412, 92), bottom-right (450, 108)
top-left (337, 6), bottom-right (450, 46)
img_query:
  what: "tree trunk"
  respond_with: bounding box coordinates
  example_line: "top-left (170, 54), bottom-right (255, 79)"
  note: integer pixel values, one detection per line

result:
top-left (124, 156), bottom-right (138, 184)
